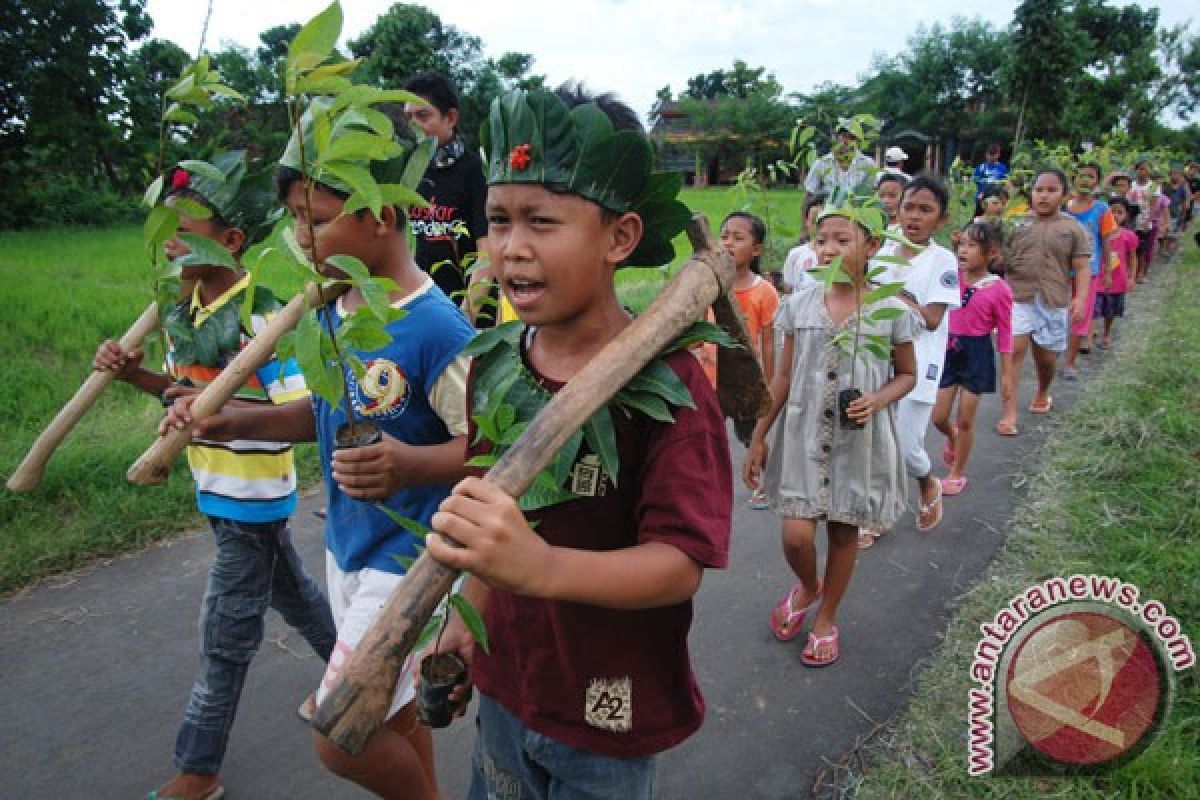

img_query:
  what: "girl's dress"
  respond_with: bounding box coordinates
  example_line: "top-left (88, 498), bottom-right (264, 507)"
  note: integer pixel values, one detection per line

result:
top-left (765, 283), bottom-right (918, 529)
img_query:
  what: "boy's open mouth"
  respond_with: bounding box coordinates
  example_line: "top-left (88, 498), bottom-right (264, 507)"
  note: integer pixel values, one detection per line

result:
top-left (506, 277), bottom-right (546, 308)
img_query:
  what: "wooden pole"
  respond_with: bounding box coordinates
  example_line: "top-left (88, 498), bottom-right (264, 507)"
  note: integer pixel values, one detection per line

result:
top-left (7, 303), bottom-right (161, 492)
top-left (125, 282), bottom-right (347, 486)
top-left (312, 214), bottom-right (764, 754)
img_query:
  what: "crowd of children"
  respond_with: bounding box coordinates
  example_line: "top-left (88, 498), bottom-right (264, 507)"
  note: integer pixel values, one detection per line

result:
top-left (89, 74), bottom-right (1196, 798)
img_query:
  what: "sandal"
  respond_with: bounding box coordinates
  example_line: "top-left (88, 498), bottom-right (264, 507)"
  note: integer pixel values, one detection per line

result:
top-left (769, 581), bottom-right (822, 642)
top-left (857, 526), bottom-right (886, 550)
top-left (801, 626), bottom-right (840, 667)
top-left (1028, 397), bottom-right (1053, 414)
top-left (916, 478), bottom-right (943, 532)
top-left (994, 420), bottom-right (1019, 436)
top-left (297, 691), bottom-right (317, 723)
top-left (145, 787), bottom-right (225, 800)
top-left (747, 489), bottom-right (770, 510)
top-left (941, 476), bottom-right (968, 496)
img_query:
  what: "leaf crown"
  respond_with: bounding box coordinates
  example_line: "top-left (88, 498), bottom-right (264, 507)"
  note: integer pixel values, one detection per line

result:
top-left (170, 150), bottom-right (273, 243)
top-left (480, 88), bottom-right (690, 267)
top-left (817, 192), bottom-right (889, 239)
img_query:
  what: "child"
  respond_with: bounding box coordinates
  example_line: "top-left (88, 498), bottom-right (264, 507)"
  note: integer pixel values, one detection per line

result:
top-left (996, 167), bottom-right (1091, 436)
top-left (424, 86), bottom-right (732, 797)
top-left (721, 211), bottom-right (780, 508)
top-left (875, 171), bottom-right (907, 227)
top-left (1165, 165), bottom-right (1192, 257)
top-left (166, 109), bottom-right (473, 800)
top-left (744, 203), bottom-right (917, 664)
top-left (1128, 159), bottom-right (1166, 281)
top-left (932, 222), bottom-right (1012, 496)
top-left (1096, 197), bottom-right (1138, 349)
top-left (781, 192), bottom-right (826, 293)
top-left (95, 152), bottom-right (337, 800)
top-left (861, 173), bottom-right (960, 544)
top-left (977, 185), bottom-right (1009, 225)
top-left (1062, 162), bottom-right (1116, 376)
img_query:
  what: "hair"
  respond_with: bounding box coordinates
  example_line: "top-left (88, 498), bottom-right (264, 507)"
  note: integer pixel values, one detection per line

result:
top-left (961, 220), bottom-right (1003, 253)
top-left (981, 184), bottom-right (1009, 203)
top-left (1108, 196), bottom-right (1135, 227)
top-left (796, 193), bottom-right (826, 244)
top-left (722, 211), bottom-right (766, 274)
top-left (1077, 161), bottom-right (1101, 179)
top-left (876, 172), bottom-right (908, 192)
top-left (1033, 166), bottom-right (1069, 193)
top-left (902, 172), bottom-right (949, 214)
top-left (987, 143), bottom-right (1002, 157)
top-left (1110, 173), bottom-right (1131, 187)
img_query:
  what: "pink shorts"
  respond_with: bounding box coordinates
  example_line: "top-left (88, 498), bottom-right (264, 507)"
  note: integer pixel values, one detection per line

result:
top-left (1071, 277), bottom-right (1098, 336)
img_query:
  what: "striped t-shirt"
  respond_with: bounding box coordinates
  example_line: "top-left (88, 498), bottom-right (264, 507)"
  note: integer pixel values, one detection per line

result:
top-left (164, 276), bottom-right (309, 523)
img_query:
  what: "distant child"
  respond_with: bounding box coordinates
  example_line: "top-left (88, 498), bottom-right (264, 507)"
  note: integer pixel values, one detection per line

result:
top-left (931, 222), bottom-right (1012, 496)
top-left (781, 192), bottom-right (826, 293)
top-left (861, 173), bottom-right (960, 544)
top-left (1062, 162), bottom-right (1116, 376)
top-left (167, 109), bottom-right (474, 800)
top-left (875, 171), bottom-right (907, 226)
top-left (1129, 159), bottom-right (1167, 281)
top-left (975, 185), bottom-right (1010, 275)
top-left (996, 167), bottom-right (1091, 436)
top-left (425, 86), bottom-right (732, 798)
top-left (744, 203), bottom-right (917, 665)
top-left (95, 152), bottom-right (337, 800)
top-left (1165, 165), bottom-right (1192, 257)
top-left (721, 211), bottom-right (780, 508)
top-left (1096, 197), bottom-right (1138, 349)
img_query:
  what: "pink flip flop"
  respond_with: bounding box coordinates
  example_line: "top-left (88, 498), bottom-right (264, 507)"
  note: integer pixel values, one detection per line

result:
top-left (941, 476), bottom-right (968, 496)
top-left (801, 626), bottom-right (840, 667)
top-left (769, 581), bottom-right (822, 642)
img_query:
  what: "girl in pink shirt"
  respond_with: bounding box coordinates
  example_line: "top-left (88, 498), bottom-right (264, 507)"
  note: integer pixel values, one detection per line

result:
top-left (932, 222), bottom-right (1013, 495)
top-left (1097, 198), bottom-right (1138, 349)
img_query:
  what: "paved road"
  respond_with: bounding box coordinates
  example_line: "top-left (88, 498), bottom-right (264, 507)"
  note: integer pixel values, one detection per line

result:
top-left (1, 342), bottom-right (1097, 799)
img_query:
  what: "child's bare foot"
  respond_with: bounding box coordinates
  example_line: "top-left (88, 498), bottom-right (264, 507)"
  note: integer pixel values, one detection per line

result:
top-left (149, 773), bottom-right (223, 800)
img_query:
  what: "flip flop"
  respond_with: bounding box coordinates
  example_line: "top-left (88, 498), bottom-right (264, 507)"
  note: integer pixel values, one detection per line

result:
top-left (941, 476), bottom-right (968, 496)
top-left (1028, 397), bottom-right (1053, 414)
top-left (145, 787), bottom-right (225, 800)
top-left (857, 527), bottom-right (886, 550)
top-left (994, 421), bottom-right (1019, 436)
top-left (800, 626), bottom-right (840, 667)
top-left (916, 478), bottom-right (943, 532)
top-left (769, 580), bottom-right (822, 642)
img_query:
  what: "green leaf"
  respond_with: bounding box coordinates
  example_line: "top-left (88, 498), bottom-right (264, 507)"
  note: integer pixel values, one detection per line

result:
top-left (613, 388), bottom-right (674, 423)
top-left (495, 403), bottom-right (516, 433)
top-left (462, 321), bottom-right (524, 358)
top-left (624, 359), bottom-right (695, 409)
top-left (175, 233), bottom-right (238, 269)
top-left (177, 159), bottom-right (225, 184)
top-left (239, 268), bottom-right (259, 334)
top-left (143, 204), bottom-right (179, 250)
top-left (325, 161), bottom-right (382, 218)
top-left (872, 254), bottom-right (910, 265)
top-left (324, 253), bottom-right (371, 284)
top-left (323, 131), bottom-right (403, 164)
top-left (412, 610), bottom-right (445, 651)
top-left (863, 341), bottom-right (891, 360)
top-left (204, 83), bottom-right (245, 101)
top-left (143, 175), bottom-right (165, 208)
top-left (664, 320), bottom-right (738, 352)
top-left (449, 593), bottom-right (490, 655)
top-left (171, 197), bottom-right (213, 220)
top-left (498, 421), bottom-right (529, 446)
top-left (379, 183), bottom-right (428, 210)
top-left (391, 554), bottom-right (416, 570)
top-left (466, 453), bottom-right (500, 469)
top-left (337, 312), bottom-right (392, 352)
top-left (519, 468), bottom-right (577, 511)
top-left (376, 504), bottom-right (431, 539)
top-left (863, 283), bottom-right (907, 303)
top-left (582, 407), bottom-right (619, 488)
top-left (294, 310), bottom-right (343, 405)
top-left (359, 107), bottom-right (395, 139)
top-left (295, 74), bottom-right (352, 95)
top-left (866, 307), bottom-right (906, 321)
top-left (288, 1), bottom-right (343, 68)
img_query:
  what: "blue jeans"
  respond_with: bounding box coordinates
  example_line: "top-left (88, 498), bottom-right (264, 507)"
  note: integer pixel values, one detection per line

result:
top-left (174, 517), bottom-right (336, 774)
top-left (468, 694), bottom-right (656, 800)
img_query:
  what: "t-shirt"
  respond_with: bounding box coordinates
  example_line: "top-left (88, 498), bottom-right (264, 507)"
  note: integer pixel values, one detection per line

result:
top-left (1128, 181), bottom-right (1160, 231)
top-left (1103, 228), bottom-right (1138, 295)
top-left (315, 279), bottom-right (475, 574)
top-left (408, 147), bottom-right (488, 299)
top-left (733, 276), bottom-right (780, 359)
top-left (973, 161), bottom-right (1009, 198)
top-left (875, 240), bottom-right (961, 404)
top-left (948, 273), bottom-right (1013, 353)
top-left (1065, 197), bottom-right (1116, 276)
top-left (782, 243), bottom-right (818, 292)
top-left (804, 151), bottom-right (877, 197)
top-left (467, 347), bottom-right (731, 759)
top-left (1004, 212), bottom-right (1092, 308)
top-left (165, 275), bottom-right (309, 523)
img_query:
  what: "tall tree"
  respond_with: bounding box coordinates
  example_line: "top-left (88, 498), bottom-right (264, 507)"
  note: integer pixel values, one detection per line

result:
top-left (1005, 0), bottom-right (1089, 147)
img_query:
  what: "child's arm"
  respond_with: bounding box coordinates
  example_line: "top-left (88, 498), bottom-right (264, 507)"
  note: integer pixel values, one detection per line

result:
top-left (898, 296), bottom-right (949, 332)
top-left (428, 477), bottom-right (702, 609)
top-left (759, 323), bottom-right (775, 385)
top-left (160, 395), bottom-right (316, 442)
top-left (1069, 254), bottom-right (1092, 323)
top-left (844, 341), bottom-right (916, 423)
top-left (93, 340), bottom-right (171, 398)
top-left (744, 332), bottom-right (793, 490)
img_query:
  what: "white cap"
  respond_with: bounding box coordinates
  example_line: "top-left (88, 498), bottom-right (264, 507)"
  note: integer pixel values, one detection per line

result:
top-left (885, 146), bottom-right (907, 164)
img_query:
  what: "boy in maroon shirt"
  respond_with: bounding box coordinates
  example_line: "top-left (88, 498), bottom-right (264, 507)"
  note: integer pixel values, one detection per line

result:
top-left (426, 86), bottom-right (732, 797)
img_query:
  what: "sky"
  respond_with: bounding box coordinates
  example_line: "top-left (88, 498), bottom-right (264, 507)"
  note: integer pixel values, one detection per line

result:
top-left (145, 0), bottom-right (1196, 125)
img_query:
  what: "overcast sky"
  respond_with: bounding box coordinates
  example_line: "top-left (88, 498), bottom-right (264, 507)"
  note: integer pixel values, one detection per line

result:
top-left (145, 0), bottom-right (1196, 125)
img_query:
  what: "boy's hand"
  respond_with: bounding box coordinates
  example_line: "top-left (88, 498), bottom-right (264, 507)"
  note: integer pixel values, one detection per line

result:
top-left (427, 477), bottom-right (551, 597)
top-left (158, 392), bottom-right (239, 441)
top-left (1069, 295), bottom-right (1088, 324)
top-left (93, 340), bottom-right (143, 381)
top-left (332, 433), bottom-right (420, 500)
top-left (420, 616), bottom-right (477, 720)
top-left (845, 391), bottom-right (882, 423)
top-left (743, 438), bottom-right (768, 490)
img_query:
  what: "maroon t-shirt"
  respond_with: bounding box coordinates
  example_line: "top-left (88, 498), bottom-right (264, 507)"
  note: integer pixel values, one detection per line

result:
top-left (466, 347), bottom-right (732, 758)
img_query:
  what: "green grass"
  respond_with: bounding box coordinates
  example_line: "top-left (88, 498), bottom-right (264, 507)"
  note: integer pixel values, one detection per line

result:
top-left (849, 243), bottom-right (1199, 799)
top-left (0, 226), bottom-right (318, 594)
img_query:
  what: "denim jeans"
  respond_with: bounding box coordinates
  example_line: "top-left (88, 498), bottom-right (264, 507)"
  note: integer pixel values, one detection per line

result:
top-left (468, 694), bottom-right (656, 800)
top-left (174, 516), bottom-right (336, 775)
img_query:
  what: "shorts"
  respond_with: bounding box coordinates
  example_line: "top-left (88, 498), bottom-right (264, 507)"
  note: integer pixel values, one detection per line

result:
top-left (1012, 294), bottom-right (1069, 352)
top-left (317, 559), bottom-right (416, 719)
top-left (1071, 277), bottom-right (1099, 336)
top-left (1094, 292), bottom-right (1125, 320)
top-left (1136, 229), bottom-right (1155, 258)
top-left (939, 334), bottom-right (996, 394)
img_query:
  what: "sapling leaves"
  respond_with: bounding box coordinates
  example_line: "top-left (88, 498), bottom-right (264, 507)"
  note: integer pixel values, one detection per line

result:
top-left (170, 197), bottom-right (212, 220)
top-left (287, 0), bottom-right (342, 70)
top-left (582, 407), bottom-right (619, 488)
top-left (863, 282), bottom-right (907, 304)
top-left (175, 233), bottom-right (238, 270)
top-left (294, 308), bottom-right (344, 405)
top-left (143, 175), bottom-right (165, 208)
top-left (143, 205), bottom-right (179, 257)
top-left (376, 504), bottom-right (431, 540)
top-left (177, 159), bottom-right (226, 184)
top-left (448, 593), bottom-right (491, 655)
top-left (866, 306), bottom-right (907, 321)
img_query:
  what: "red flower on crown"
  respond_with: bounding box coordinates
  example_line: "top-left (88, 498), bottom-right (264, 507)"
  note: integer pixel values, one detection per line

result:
top-left (171, 169), bottom-right (190, 189)
top-left (508, 144), bottom-right (532, 172)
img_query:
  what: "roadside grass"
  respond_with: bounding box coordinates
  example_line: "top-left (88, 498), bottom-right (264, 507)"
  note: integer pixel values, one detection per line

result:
top-left (849, 243), bottom-right (1199, 799)
top-left (0, 226), bottom-right (317, 594)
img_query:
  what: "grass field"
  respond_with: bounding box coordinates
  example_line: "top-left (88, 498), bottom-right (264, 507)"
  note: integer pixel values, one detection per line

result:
top-left (851, 242), bottom-right (1199, 799)
top-left (0, 188), bottom-right (794, 593)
